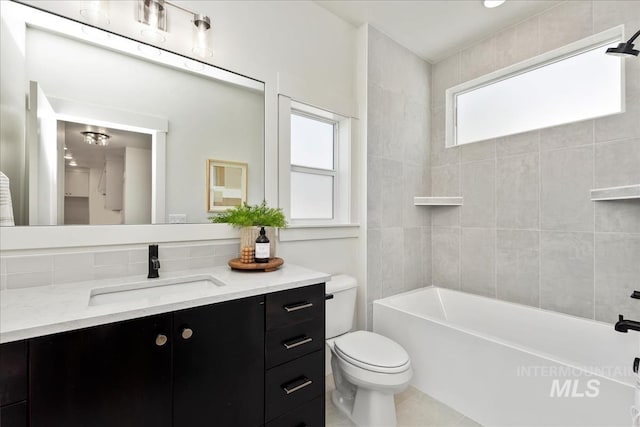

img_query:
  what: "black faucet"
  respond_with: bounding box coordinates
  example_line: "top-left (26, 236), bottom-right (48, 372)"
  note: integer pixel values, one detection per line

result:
top-left (615, 315), bottom-right (640, 333)
top-left (148, 244), bottom-right (160, 279)
top-left (614, 290), bottom-right (640, 333)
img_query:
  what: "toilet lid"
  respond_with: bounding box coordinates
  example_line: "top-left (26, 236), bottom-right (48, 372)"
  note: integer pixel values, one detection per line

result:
top-left (334, 331), bottom-right (410, 374)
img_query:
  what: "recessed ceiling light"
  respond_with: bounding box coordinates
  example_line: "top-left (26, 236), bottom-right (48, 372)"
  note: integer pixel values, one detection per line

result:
top-left (484, 0), bottom-right (506, 8)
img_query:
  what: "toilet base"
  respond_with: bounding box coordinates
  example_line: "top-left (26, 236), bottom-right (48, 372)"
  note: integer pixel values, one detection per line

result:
top-left (331, 387), bottom-right (398, 427)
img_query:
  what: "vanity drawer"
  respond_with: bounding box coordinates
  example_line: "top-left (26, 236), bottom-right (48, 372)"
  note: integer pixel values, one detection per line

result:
top-left (266, 318), bottom-right (324, 368)
top-left (0, 401), bottom-right (28, 427)
top-left (265, 396), bottom-right (324, 427)
top-left (265, 350), bottom-right (324, 422)
top-left (266, 284), bottom-right (325, 330)
top-left (0, 340), bottom-right (27, 406)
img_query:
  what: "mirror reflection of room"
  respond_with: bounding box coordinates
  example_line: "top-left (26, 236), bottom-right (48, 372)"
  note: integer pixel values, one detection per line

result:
top-left (61, 122), bottom-right (152, 225)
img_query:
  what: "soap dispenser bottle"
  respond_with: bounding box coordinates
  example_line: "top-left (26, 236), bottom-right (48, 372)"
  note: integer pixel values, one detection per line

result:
top-left (254, 227), bottom-right (270, 263)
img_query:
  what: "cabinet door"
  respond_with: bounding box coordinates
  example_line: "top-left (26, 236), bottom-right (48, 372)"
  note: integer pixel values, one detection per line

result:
top-left (173, 295), bottom-right (265, 427)
top-left (30, 314), bottom-right (172, 427)
top-left (64, 169), bottom-right (89, 197)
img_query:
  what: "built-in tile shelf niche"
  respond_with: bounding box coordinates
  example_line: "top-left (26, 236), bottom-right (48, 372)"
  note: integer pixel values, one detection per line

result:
top-left (590, 185), bottom-right (640, 201)
top-left (413, 197), bottom-right (463, 206)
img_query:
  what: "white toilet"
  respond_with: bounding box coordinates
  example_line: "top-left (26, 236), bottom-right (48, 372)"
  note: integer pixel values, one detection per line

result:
top-left (326, 275), bottom-right (412, 427)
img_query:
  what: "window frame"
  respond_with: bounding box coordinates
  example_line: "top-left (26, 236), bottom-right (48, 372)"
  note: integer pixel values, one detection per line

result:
top-left (278, 96), bottom-right (351, 226)
top-left (445, 25), bottom-right (625, 148)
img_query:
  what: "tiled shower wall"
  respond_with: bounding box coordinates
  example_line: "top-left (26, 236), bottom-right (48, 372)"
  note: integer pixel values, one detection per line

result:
top-left (366, 26), bottom-right (432, 328)
top-left (430, 0), bottom-right (640, 323)
top-left (0, 242), bottom-right (239, 290)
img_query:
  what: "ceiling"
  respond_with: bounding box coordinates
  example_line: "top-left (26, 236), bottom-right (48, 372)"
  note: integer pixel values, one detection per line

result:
top-left (64, 121), bottom-right (151, 170)
top-left (315, 0), bottom-right (562, 63)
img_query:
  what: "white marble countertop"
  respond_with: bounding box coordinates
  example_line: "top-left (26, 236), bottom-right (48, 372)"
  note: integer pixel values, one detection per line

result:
top-left (0, 264), bottom-right (330, 343)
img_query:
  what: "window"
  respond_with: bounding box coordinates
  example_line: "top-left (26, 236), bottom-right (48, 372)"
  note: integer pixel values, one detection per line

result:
top-left (446, 27), bottom-right (625, 147)
top-left (278, 96), bottom-right (351, 225)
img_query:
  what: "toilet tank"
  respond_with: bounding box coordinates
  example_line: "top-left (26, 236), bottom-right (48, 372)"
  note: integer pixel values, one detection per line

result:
top-left (325, 274), bottom-right (357, 339)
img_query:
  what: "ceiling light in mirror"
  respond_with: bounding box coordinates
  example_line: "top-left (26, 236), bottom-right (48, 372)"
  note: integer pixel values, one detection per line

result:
top-left (69, 160), bottom-right (78, 167)
top-left (81, 25), bottom-right (111, 41)
top-left (82, 131), bottom-right (110, 147)
top-left (64, 153), bottom-right (73, 160)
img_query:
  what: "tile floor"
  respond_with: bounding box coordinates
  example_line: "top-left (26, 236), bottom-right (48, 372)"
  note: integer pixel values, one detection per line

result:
top-left (325, 375), bottom-right (482, 427)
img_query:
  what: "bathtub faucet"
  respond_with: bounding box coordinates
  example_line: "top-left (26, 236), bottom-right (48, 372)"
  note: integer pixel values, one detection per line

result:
top-left (615, 314), bottom-right (640, 333)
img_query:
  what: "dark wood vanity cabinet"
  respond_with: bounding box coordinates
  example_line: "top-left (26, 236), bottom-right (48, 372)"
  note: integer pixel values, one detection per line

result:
top-left (265, 284), bottom-right (325, 427)
top-left (30, 313), bottom-right (173, 427)
top-left (0, 284), bottom-right (324, 427)
top-left (0, 340), bottom-right (28, 427)
top-left (173, 295), bottom-right (265, 427)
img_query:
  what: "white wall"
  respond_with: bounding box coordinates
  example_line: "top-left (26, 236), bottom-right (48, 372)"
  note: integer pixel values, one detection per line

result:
top-left (124, 147), bottom-right (152, 225)
top-left (88, 168), bottom-right (122, 225)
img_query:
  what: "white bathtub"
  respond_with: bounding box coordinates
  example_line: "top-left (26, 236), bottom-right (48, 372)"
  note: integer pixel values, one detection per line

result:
top-left (373, 287), bottom-right (639, 427)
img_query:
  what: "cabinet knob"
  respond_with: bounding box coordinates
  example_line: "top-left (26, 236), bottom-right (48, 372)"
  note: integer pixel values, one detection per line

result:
top-left (181, 327), bottom-right (193, 340)
top-left (155, 334), bottom-right (168, 346)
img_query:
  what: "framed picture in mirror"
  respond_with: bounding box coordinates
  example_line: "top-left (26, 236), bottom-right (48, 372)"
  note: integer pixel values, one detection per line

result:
top-left (206, 159), bottom-right (248, 212)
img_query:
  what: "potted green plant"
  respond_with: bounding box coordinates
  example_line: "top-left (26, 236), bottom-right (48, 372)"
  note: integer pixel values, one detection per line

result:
top-left (208, 201), bottom-right (287, 258)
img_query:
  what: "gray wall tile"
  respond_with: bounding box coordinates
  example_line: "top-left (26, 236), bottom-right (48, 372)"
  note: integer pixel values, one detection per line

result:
top-left (595, 138), bottom-right (640, 188)
top-left (540, 231), bottom-right (594, 318)
top-left (402, 227), bottom-right (425, 292)
top-left (540, 120), bottom-right (594, 151)
top-left (431, 53), bottom-right (460, 108)
top-left (495, 16), bottom-right (540, 69)
top-left (593, 1), bottom-right (640, 32)
top-left (540, 146), bottom-right (593, 231)
top-left (595, 232), bottom-right (640, 323)
top-left (595, 201), bottom-right (640, 233)
top-left (538, 1), bottom-right (593, 52)
top-left (461, 228), bottom-right (496, 297)
top-left (427, 0), bottom-right (635, 325)
top-left (496, 230), bottom-right (540, 306)
top-left (460, 37), bottom-right (496, 82)
top-left (595, 103), bottom-right (640, 143)
top-left (460, 140), bottom-right (496, 163)
top-left (496, 131), bottom-right (539, 158)
top-left (6, 272), bottom-right (52, 289)
top-left (432, 227), bottom-right (460, 289)
top-left (94, 250), bottom-right (129, 266)
top-left (367, 229), bottom-right (383, 305)
top-left (381, 227), bottom-right (405, 296)
top-left (461, 160), bottom-right (495, 228)
top-left (496, 153), bottom-right (539, 229)
top-left (431, 164), bottom-right (459, 196)
top-left (6, 255), bottom-right (52, 274)
top-left (381, 159), bottom-right (404, 227)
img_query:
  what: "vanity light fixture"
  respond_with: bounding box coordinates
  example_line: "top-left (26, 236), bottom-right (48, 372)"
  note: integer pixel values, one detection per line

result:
top-left (79, 0), bottom-right (110, 26)
top-left (138, 0), bottom-right (167, 43)
top-left (68, 160), bottom-right (78, 167)
top-left (192, 14), bottom-right (213, 58)
top-left (137, 0), bottom-right (213, 57)
top-left (606, 29), bottom-right (640, 57)
top-left (82, 131), bottom-right (110, 147)
top-left (64, 153), bottom-right (73, 160)
top-left (483, 0), bottom-right (506, 8)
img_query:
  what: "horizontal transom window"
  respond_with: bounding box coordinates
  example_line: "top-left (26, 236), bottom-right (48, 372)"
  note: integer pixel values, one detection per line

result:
top-left (446, 26), bottom-right (625, 147)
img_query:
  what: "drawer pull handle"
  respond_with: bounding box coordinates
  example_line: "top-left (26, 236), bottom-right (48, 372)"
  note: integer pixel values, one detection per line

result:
top-left (284, 302), bottom-right (313, 312)
top-left (155, 334), bottom-right (168, 347)
top-left (283, 377), bottom-right (313, 395)
top-left (283, 336), bottom-right (313, 350)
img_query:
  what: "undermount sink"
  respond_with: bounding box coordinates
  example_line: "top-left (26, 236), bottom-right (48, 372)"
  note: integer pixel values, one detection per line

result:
top-left (89, 275), bottom-right (224, 306)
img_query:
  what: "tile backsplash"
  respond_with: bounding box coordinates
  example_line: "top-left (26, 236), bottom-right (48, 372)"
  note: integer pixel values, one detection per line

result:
top-left (0, 242), bottom-right (239, 290)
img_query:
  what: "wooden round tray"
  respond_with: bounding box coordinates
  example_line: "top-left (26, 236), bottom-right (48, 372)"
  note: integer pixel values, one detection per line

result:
top-left (228, 257), bottom-right (284, 272)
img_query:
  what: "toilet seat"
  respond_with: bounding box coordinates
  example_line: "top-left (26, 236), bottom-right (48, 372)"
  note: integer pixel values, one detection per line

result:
top-left (333, 330), bottom-right (410, 374)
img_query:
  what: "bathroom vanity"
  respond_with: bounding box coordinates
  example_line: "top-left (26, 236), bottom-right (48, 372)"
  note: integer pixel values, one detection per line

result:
top-left (0, 265), bottom-right (328, 427)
